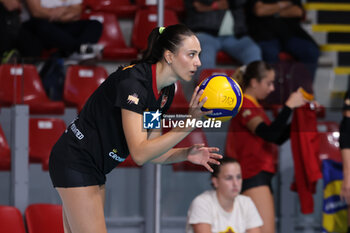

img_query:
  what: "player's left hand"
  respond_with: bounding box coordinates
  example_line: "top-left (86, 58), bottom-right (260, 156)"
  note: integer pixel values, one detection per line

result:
top-left (187, 144), bottom-right (222, 172)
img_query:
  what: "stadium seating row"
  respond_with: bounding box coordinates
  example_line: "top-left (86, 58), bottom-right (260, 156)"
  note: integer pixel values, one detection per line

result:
top-left (81, 3), bottom-right (294, 63)
top-left (80, 4), bottom-right (245, 64)
top-left (0, 204), bottom-right (63, 233)
top-left (83, 0), bottom-right (185, 19)
top-left (0, 117), bottom-right (139, 170)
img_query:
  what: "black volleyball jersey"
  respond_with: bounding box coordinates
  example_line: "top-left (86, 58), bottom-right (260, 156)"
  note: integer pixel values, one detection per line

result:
top-left (67, 63), bottom-right (174, 174)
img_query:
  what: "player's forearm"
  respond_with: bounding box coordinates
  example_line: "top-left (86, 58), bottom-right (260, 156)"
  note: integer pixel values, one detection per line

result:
top-left (151, 147), bottom-right (189, 164)
top-left (130, 126), bottom-right (194, 165)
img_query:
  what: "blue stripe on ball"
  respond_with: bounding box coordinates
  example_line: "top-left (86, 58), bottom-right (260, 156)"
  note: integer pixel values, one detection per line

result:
top-left (226, 76), bottom-right (242, 117)
top-left (198, 75), bottom-right (215, 92)
top-left (201, 107), bottom-right (233, 118)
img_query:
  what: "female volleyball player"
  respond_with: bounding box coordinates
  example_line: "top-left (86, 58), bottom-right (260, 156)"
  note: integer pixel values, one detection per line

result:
top-left (225, 61), bottom-right (307, 233)
top-left (186, 157), bottom-right (263, 233)
top-left (49, 24), bottom-right (222, 233)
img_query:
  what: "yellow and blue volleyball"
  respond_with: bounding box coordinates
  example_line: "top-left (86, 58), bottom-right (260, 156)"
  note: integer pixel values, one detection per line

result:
top-left (198, 74), bottom-right (243, 122)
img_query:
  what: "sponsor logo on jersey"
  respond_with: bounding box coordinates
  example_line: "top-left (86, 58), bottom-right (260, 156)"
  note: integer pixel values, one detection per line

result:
top-left (127, 93), bottom-right (139, 105)
top-left (70, 123), bottom-right (84, 140)
top-left (108, 148), bottom-right (125, 162)
top-left (160, 94), bottom-right (168, 108)
top-left (143, 110), bottom-right (161, 129)
top-left (122, 64), bottom-right (135, 70)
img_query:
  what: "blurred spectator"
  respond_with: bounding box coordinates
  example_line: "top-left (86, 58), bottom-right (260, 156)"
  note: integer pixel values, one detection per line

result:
top-left (246, 0), bottom-right (319, 82)
top-left (340, 89), bottom-right (350, 232)
top-left (226, 61), bottom-right (307, 233)
top-left (184, 0), bottom-right (262, 75)
top-left (186, 157), bottom-right (263, 233)
top-left (0, 0), bottom-right (21, 63)
top-left (22, 0), bottom-right (103, 61)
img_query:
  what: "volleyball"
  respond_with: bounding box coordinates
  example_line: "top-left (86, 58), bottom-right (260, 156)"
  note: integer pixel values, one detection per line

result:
top-left (198, 74), bottom-right (243, 122)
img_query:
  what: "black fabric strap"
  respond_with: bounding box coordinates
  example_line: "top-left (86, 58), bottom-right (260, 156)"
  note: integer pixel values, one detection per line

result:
top-left (255, 105), bottom-right (292, 144)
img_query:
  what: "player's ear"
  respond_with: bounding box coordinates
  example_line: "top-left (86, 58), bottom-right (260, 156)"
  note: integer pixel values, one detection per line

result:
top-left (164, 50), bottom-right (173, 65)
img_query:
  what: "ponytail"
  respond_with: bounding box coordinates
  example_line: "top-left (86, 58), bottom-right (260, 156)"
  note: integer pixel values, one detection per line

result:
top-left (231, 66), bottom-right (246, 89)
top-left (133, 24), bottom-right (195, 64)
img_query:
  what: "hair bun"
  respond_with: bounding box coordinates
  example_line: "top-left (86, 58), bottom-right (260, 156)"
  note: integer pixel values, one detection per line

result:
top-left (239, 65), bottom-right (247, 74)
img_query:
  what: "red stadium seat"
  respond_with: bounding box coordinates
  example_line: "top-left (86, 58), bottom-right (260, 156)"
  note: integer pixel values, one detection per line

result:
top-left (64, 65), bottom-right (108, 112)
top-left (0, 124), bottom-right (10, 171)
top-left (131, 6), bottom-right (179, 51)
top-left (25, 204), bottom-right (64, 233)
top-left (118, 155), bottom-right (140, 168)
top-left (84, 0), bottom-right (139, 18)
top-left (0, 205), bottom-right (26, 233)
top-left (29, 118), bottom-right (66, 170)
top-left (198, 68), bottom-right (236, 85)
top-left (135, 0), bottom-right (184, 16)
top-left (279, 52), bottom-right (294, 61)
top-left (0, 64), bottom-right (65, 114)
top-left (86, 12), bottom-right (138, 60)
top-left (318, 121), bottom-right (342, 163)
top-left (216, 51), bottom-right (240, 65)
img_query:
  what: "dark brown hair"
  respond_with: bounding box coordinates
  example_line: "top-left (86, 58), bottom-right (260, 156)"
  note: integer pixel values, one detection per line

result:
top-left (135, 24), bottom-right (195, 64)
top-left (211, 157), bottom-right (239, 178)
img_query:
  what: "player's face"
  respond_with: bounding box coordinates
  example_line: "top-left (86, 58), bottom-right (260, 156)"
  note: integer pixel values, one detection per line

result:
top-left (256, 69), bottom-right (275, 100)
top-left (171, 35), bottom-right (201, 82)
top-left (212, 162), bottom-right (242, 200)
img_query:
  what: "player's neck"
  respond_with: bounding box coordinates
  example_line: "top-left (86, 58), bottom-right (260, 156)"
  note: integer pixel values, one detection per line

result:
top-left (155, 62), bottom-right (177, 91)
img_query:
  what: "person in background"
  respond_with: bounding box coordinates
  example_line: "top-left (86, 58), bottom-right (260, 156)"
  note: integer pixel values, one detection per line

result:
top-left (0, 0), bottom-right (21, 63)
top-left (339, 89), bottom-right (350, 233)
top-left (184, 0), bottom-right (261, 77)
top-left (225, 61), bottom-right (306, 233)
top-left (22, 0), bottom-right (103, 60)
top-left (186, 156), bottom-right (263, 233)
top-left (245, 0), bottom-right (319, 82)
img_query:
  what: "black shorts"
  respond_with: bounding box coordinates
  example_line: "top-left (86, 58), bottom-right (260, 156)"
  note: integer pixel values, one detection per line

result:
top-left (241, 171), bottom-right (274, 193)
top-left (49, 132), bottom-right (106, 188)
